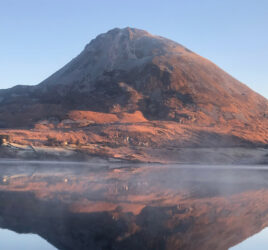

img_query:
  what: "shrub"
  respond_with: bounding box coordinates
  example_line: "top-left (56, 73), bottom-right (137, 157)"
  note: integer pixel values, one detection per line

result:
top-left (46, 136), bottom-right (60, 146)
top-left (75, 139), bottom-right (81, 147)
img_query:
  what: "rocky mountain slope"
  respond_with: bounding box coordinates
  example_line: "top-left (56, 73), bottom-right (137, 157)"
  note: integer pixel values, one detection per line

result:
top-left (0, 27), bottom-right (268, 162)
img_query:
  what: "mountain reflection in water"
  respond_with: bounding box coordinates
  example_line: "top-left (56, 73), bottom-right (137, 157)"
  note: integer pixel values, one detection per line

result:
top-left (0, 161), bottom-right (268, 250)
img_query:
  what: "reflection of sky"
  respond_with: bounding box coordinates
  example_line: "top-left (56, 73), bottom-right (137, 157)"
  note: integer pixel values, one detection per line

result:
top-left (230, 227), bottom-right (268, 250)
top-left (0, 228), bottom-right (56, 250)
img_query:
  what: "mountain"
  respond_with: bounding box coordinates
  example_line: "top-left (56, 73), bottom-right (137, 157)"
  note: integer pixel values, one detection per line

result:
top-left (0, 27), bottom-right (268, 162)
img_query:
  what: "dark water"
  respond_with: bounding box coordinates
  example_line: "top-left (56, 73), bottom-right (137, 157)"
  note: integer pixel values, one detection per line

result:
top-left (0, 161), bottom-right (268, 250)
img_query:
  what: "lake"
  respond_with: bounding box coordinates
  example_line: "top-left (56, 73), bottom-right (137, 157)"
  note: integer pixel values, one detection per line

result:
top-left (0, 160), bottom-right (268, 249)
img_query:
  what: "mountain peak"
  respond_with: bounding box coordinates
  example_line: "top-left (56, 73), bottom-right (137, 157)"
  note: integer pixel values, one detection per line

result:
top-left (0, 27), bottom-right (267, 132)
top-left (1, 27), bottom-right (268, 162)
top-left (84, 27), bottom-right (180, 57)
top-left (105, 27), bottom-right (152, 39)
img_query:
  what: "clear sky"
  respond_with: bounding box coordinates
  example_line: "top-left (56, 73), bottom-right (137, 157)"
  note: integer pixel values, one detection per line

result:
top-left (230, 227), bottom-right (268, 250)
top-left (1, 0), bottom-right (268, 97)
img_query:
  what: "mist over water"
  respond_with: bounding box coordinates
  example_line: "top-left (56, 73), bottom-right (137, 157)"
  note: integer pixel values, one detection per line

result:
top-left (0, 161), bottom-right (267, 250)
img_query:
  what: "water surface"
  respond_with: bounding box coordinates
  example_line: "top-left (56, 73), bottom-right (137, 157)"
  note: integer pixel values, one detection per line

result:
top-left (0, 228), bottom-right (55, 250)
top-left (0, 161), bottom-right (268, 249)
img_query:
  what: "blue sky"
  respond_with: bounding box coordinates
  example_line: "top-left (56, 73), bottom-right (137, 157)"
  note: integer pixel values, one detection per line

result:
top-left (1, 0), bottom-right (268, 97)
top-left (230, 227), bottom-right (268, 250)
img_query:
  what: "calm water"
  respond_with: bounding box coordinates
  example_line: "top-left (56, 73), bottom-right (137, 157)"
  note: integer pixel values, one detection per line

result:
top-left (0, 228), bottom-right (56, 250)
top-left (0, 160), bottom-right (268, 250)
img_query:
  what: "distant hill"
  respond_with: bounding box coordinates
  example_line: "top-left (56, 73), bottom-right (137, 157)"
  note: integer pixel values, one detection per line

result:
top-left (0, 27), bottom-right (267, 162)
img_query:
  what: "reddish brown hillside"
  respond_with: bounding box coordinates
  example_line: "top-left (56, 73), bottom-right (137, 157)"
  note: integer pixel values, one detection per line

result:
top-left (0, 27), bottom-right (267, 159)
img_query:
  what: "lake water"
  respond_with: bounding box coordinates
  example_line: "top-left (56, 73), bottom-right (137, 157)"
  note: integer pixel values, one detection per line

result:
top-left (0, 160), bottom-right (268, 249)
top-left (0, 228), bottom-right (56, 250)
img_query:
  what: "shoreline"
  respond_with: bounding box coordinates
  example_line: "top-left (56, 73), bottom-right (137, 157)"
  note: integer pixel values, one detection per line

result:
top-left (1, 143), bottom-right (268, 165)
